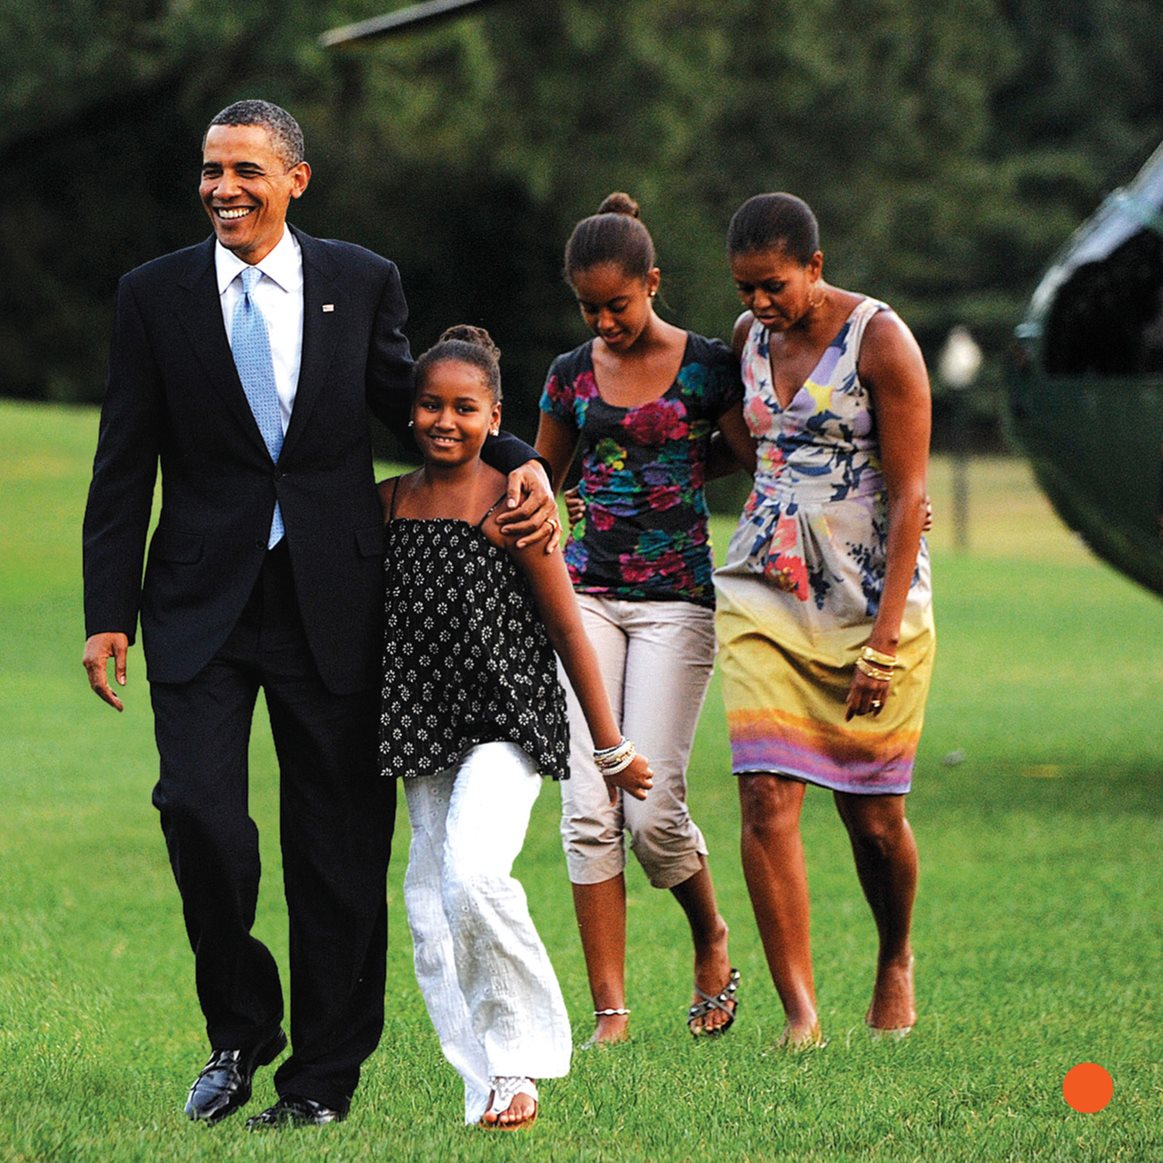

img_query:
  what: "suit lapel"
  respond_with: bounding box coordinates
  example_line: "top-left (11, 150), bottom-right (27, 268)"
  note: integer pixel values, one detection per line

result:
top-left (175, 237), bottom-right (271, 457)
top-left (283, 227), bottom-right (341, 461)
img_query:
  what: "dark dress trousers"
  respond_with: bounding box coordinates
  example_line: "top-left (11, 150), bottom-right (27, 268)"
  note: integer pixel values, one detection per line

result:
top-left (82, 226), bottom-right (537, 1107)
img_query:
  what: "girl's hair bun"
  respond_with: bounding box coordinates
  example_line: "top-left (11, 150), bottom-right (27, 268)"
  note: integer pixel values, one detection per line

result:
top-left (597, 191), bottom-right (640, 219)
top-left (416, 324), bottom-right (503, 401)
top-left (564, 193), bottom-right (654, 280)
top-left (437, 324), bottom-right (501, 363)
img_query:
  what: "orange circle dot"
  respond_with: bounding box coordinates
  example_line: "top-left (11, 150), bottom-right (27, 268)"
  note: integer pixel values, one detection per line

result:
top-left (1063, 1062), bottom-right (1113, 1113)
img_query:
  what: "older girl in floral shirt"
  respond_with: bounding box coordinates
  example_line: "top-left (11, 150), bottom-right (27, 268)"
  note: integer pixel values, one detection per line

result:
top-left (535, 193), bottom-right (755, 1045)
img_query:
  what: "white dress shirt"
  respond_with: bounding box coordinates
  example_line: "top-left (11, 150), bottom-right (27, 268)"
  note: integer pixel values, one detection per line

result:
top-left (215, 227), bottom-right (304, 435)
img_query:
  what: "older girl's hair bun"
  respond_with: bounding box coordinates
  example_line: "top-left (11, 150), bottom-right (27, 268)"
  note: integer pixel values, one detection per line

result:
top-left (597, 191), bottom-right (641, 219)
top-left (565, 194), bottom-right (654, 279)
top-left (437, 324), bottom-right (501, 363)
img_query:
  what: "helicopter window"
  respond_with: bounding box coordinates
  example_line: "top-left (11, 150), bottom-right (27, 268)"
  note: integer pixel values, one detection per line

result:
top-left (1043, 229), bottom-right (1163, 376)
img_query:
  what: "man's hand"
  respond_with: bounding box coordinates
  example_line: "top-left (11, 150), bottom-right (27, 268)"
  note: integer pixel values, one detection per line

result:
top-left (494, 460), bottom-right (561, 553)
top-left (83, 632), bottom-right (130, 712)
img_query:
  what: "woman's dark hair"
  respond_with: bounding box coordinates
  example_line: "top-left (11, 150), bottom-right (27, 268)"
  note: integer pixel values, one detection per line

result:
top-left (727, 193), bottom-right (820, 264)
top-left (414, 324), bottom-right (502, 402)
top-left (563, 192), bottom-right (656, 283)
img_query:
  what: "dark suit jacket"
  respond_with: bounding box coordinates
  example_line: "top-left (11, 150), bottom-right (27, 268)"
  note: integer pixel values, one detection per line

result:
top-left (83, 226), bottom-right (534, 695)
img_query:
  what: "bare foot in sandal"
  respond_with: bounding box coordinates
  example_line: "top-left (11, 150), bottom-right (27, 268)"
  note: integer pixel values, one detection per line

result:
top-left (673, 863), bottom-right (737, 1036)
top-left (480, 1077), bottom-right (539, 1131)
top-left (687, 912), bottom-right (736, 1035)
top-left (688, 965), bottom-right (740, 1037)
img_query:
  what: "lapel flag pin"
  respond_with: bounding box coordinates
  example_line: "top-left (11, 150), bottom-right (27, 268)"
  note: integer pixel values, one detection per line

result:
top-left (322, 304), bottom-right (335, 312)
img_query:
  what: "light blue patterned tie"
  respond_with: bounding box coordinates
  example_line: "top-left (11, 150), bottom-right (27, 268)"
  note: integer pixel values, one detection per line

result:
top-left (232, 266), bottom-right (284, 548)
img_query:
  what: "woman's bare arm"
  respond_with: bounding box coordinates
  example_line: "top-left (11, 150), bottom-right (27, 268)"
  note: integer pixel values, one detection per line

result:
top-left (848, 309), bottom-right (931, 719)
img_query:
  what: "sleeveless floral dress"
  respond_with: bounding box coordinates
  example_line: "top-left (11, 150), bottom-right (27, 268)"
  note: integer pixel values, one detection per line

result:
top-left (713, 298), bottom-right (935, 794)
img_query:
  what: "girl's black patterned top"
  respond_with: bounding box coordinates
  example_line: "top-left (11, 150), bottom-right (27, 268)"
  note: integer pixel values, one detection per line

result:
top-left (378, 497), bottom-right (570, 781)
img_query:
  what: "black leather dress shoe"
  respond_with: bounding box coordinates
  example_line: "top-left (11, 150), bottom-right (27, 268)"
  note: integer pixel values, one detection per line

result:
top-left (246, 1095), bottom-right (348, 1129)
top-left (184, 1027), bottom-right (287, 1124)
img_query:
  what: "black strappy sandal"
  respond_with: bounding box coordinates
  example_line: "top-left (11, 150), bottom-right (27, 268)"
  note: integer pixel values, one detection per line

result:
top-left (687, 967), bottom-right (741, 1037)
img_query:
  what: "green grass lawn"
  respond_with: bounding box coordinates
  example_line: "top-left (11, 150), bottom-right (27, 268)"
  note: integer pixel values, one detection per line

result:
top-left (1, 400), bottom-right (1160, 1162)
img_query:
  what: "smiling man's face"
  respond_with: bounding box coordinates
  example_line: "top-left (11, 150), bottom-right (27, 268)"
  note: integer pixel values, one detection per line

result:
top-left (199, 123), bottom-right (310, 264)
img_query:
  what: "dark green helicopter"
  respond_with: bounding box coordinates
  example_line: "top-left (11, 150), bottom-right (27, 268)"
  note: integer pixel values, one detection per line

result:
top-left (1010, 143), bottom-right (1163, 599)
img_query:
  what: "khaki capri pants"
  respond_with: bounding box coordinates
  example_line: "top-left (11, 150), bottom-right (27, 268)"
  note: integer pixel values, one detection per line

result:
top-left (559, 594), bottom-right (715, 889)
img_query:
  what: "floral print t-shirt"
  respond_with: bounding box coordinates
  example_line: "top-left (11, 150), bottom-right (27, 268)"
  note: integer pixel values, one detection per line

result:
top-left (539, 332), bottom-right (742, 608)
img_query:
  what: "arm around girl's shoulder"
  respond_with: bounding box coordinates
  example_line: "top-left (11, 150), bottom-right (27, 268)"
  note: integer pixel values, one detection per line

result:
top-left (714, 400), bottom-right (757, 478)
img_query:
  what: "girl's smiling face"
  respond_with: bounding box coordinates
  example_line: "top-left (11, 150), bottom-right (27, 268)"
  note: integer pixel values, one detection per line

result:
top-left (411, 358), bottom-right (501, 466)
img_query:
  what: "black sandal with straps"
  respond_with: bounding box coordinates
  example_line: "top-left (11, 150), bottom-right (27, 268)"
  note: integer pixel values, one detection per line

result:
top-left (687, 967), bottom-right (740, 1037)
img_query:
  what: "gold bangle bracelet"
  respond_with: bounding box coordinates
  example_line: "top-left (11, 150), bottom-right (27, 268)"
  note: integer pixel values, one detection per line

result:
top-left (855, 658), bottom-right (893, 683)
top-left (861, 646), bottom-right (898, 668)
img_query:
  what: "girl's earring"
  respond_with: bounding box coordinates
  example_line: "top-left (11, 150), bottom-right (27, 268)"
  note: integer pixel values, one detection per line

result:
top-left (490, 426), bottom-right (499, 436)
top-left (407, 419), bottom-right (415, 428)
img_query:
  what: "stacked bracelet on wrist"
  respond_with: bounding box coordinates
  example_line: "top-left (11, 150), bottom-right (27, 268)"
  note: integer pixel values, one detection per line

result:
top-left (594, 737), bottom-right (637, 776)
top-left (855, 658), bottom-right (893, 682)
top-left (855, 646), bottom-right (898, 684)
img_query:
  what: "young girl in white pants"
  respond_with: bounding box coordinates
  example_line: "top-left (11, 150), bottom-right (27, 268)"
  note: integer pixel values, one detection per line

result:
top-left (378, 326), bottom-right (652, 1130)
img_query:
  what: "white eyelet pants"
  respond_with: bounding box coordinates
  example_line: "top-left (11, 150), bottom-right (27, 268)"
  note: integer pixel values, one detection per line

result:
top-left (403, 742), bottom-right (572, 1124)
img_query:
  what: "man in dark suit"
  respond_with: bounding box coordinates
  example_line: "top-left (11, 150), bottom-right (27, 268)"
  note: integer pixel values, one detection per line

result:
top-left (81, 100), bottom-right (556, 1130)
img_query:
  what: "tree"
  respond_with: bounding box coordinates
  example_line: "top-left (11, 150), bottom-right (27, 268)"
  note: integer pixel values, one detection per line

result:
top-left (1, 0), bottom-right (1160, 454)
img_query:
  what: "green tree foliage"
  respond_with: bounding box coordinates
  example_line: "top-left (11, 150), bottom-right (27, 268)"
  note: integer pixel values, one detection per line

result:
top-left (1, 0), bottom-right (1160, 448)
top-left (0, 0), bottom-right (339, 400)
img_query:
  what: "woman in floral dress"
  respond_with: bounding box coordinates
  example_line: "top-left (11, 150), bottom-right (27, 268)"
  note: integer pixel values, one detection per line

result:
top-left (715, 193), bottom-right (936, 1048)
top-left (535, 193), bottom-right (752, 1044)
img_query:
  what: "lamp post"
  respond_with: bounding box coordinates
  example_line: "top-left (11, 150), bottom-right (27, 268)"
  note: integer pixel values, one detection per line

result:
top-left (937, 326), bottom-right (983, 552)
